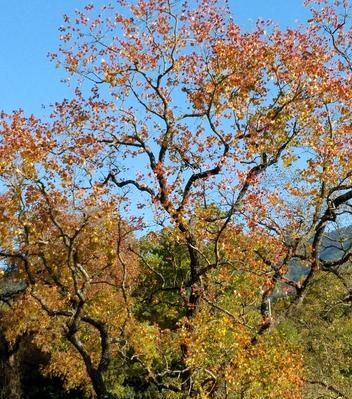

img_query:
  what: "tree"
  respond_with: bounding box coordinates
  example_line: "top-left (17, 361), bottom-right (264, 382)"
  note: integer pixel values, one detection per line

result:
top-left (0, 163), bottom-right (139, 397)
top-left (279, 266), bottom-right (352, 399)
top-left (1, 0), bottom-right (352, 397)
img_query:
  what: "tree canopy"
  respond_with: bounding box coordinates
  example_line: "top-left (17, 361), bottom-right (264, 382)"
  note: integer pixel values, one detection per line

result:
top-left (1, 0), bottom-right (352, 398)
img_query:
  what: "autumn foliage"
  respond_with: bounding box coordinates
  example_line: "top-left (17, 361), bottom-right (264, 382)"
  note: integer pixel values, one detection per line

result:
top-left (1, 0), bottom-right (352, 398)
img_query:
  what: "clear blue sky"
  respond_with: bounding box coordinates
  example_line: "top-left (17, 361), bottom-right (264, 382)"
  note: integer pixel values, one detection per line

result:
top-left (0, 1), bottom-right (309, 116)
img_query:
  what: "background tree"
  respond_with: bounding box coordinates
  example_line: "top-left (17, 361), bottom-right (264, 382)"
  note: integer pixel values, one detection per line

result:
top-left (0, 115), bottom-right (142, 397)
top-left (279, 266), bottom-right (352, 399)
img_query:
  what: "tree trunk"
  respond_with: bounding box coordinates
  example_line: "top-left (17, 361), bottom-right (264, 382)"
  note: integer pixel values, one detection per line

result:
top-left (89, 368), bottom-right (112, 399)
top-left (0, 344), bottom-right (22, 399)
top-left (66, 330), bottom-right (115, 399)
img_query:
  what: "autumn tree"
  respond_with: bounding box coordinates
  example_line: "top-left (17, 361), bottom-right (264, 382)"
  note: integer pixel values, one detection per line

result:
top-left (1, 0), bottom-right (352, 398)
top-left (0, 112), bottom-right (146, 398)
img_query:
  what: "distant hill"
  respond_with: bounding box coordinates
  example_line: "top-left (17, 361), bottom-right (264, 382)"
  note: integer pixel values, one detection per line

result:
top-left (286, 225), bottom-right (352, 281)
